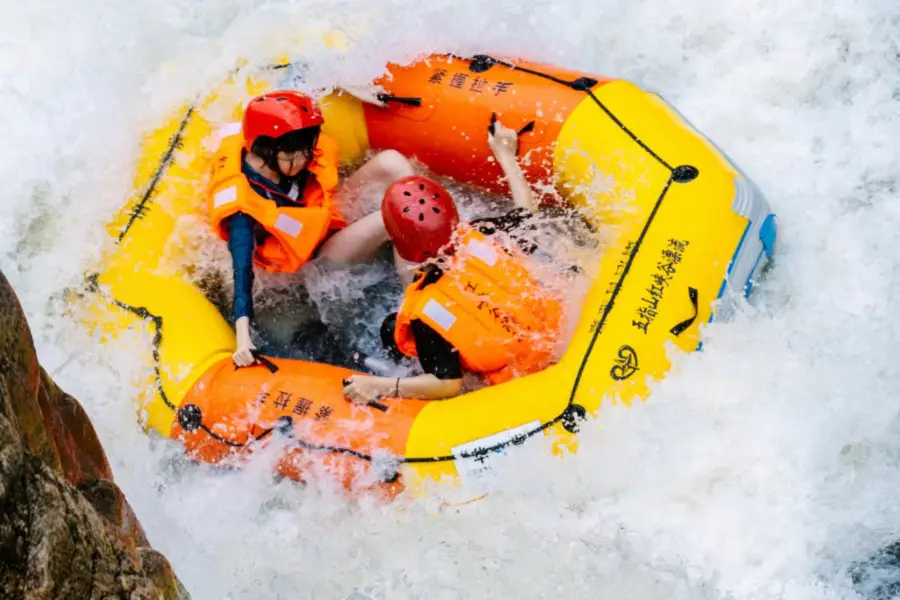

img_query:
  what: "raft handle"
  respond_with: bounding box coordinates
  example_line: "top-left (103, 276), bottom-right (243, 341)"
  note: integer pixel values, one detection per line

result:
top-left (669, 287), bottom-right (699, 336)
top-left (341, 378), bottom-right (389, 412)
top-left (249, 350), bottom-right (279, 374)
top-left (376, 93), bottom-right (422, 107)
top-left (488, 113), bottom-right (536, 155)
top-left (517, 120), bottom-right (535, 135)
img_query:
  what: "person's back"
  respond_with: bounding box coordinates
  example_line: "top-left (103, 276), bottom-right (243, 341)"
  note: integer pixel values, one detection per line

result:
top-left (391, 208), bottom-right (562, 386)
top-left (342, 120), bottom-right (566, 406)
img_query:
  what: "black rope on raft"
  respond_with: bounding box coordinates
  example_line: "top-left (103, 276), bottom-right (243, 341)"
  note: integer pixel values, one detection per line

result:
top-left (117, 107), bottom-right (195, 244)
top-left (457, 53), bottom-right (675, 172)
top-left (90, 290), bottom-right (178, 411)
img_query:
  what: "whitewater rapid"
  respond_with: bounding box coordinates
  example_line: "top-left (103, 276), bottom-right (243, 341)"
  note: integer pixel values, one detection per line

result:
top-left (2, 0), bottom-right (900, 598)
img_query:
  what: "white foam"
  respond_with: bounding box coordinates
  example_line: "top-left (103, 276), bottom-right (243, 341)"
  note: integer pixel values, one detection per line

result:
top-left (3, 0), bottom-right (900, 598)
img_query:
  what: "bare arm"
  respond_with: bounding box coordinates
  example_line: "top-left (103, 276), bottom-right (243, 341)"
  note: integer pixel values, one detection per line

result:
top-left (234, 316), bottom-right (255, 366)
top-left (343, 373), bottom-right (462, 403)
top-left (488, 121), bottom-right (538, 213)
top-left (317, 149), bottom-right (416, 265)
top-left (225, 213), bottom-right (258, 367)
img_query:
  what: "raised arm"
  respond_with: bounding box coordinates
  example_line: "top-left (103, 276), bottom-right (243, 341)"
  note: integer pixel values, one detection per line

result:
top-left (488, 120), bottom-right (538, 213)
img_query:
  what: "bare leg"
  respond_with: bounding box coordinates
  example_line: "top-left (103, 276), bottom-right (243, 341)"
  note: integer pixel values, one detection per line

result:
top-left (391, 246), bottom-right (419, 287)
top-left (316, 211), bottom-right (390, 264)
top-left (318, 150), bottom-right (415, 265)
top-left (336, 149), bottom-right (416, 205)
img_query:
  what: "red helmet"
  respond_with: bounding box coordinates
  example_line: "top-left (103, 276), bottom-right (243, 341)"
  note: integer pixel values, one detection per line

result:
top-left (242, 90), bottom-right (324, 151)
top-left (382, 175), bottom-right (459, 263)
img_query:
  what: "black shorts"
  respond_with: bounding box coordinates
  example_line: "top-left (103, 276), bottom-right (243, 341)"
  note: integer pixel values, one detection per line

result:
top-left (381, 313), bottom-right (462, 380)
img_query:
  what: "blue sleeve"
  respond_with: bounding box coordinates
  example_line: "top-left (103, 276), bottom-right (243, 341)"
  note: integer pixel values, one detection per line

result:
top-left (223, 212), bottom-right (256, 322)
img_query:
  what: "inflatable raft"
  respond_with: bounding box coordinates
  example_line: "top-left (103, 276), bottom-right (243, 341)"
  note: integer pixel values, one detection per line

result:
top-left (87, 53), bottom-right (776, 497)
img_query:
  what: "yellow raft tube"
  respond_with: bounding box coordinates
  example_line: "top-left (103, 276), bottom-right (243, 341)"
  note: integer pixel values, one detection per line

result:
top-left (85, 53), bottom-right (776, 497)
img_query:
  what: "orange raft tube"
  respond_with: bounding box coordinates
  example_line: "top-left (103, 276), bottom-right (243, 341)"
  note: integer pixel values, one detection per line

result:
top-left (92, 53), bottom-right (776, 500)
top-left (175, 357), bottom-right (424, 494)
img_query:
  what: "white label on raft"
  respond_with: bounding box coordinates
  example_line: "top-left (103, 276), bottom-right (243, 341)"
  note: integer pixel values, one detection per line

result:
top-left (422, 299), bottom-right (456, 332)
top-left (451, 420), bottom-right (542, 487)
top-left (274, 214), bottom-right (304, 237)
top-left (213, 186), bottom-right (238, 208)
top-left (466, 238), bottom-right (499, 267)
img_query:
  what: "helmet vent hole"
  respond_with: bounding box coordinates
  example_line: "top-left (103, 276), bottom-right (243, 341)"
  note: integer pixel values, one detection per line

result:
top-left (419, 199), bottom-right (426, 204)
top-left (403, 191), bottom-right (412, 196)
top-left (418, 213), bottom-right (425, 222)
top-left (301, 106), bottom-right (309, 112)
top-left (433, 194), bottom-right (440, 199)
top-left (432, 207), bottom-right (440, 214)
top-left (402, 207), bottom-right (411, 213)
top-left (419, 184), bottom-right (425, 191)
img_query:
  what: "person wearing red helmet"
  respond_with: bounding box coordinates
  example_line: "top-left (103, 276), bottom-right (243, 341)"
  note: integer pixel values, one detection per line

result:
top-left (342, 121), bottom-right (564, 404)
top-left (207, 90), bottom-right (414, 367)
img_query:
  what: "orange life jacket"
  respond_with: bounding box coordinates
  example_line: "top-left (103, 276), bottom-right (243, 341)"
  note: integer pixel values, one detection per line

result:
top-left (207, 131), bottom-right (347, 273)
top-left (394, 226), bottom-right (563, 385)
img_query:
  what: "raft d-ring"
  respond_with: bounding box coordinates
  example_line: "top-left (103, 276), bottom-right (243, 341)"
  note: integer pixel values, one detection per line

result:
top-left (468, 55), bottom-right (497, 73)
top-left (177, 404), bottom-right (203, 433)
top-left (377, 462), bottom-right (401, 484)
top-left (672, 165), bottom-right (699, 183)
top-left (561, 404), bottom-right (588, 434)
top-left (274, 416), bottom-right (295, 436)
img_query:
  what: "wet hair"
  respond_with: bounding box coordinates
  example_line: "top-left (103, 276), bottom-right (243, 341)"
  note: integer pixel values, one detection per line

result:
top-left (250, 125), bottom-right (321, 175)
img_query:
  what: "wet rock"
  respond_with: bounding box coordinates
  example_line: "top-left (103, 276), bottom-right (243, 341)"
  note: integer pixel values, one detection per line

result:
top-left (0, 268), bottom-right (188, 599)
